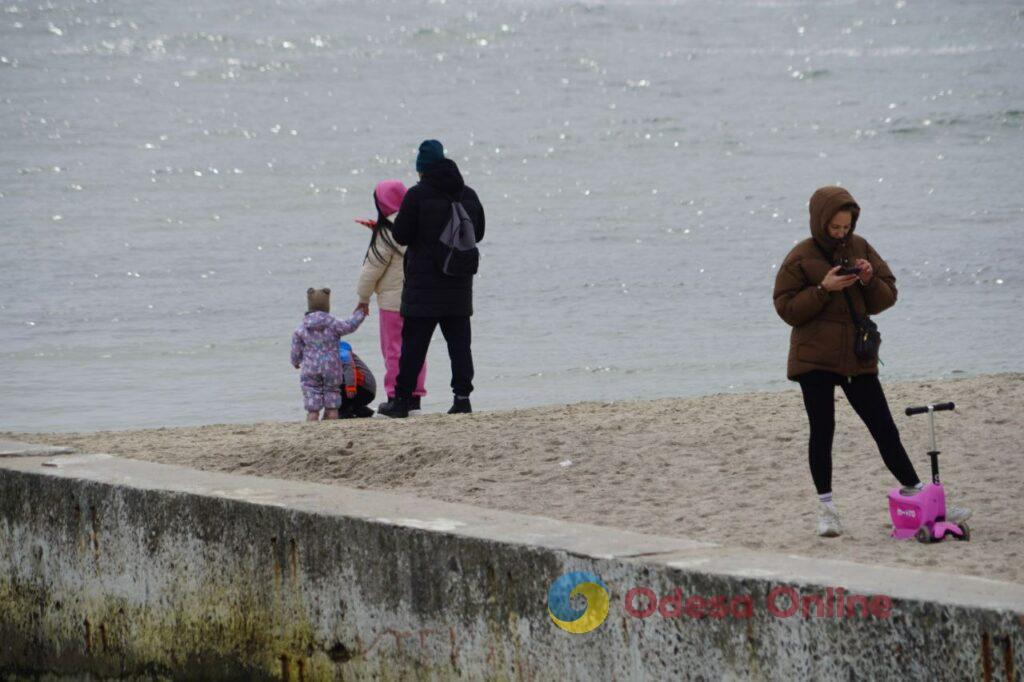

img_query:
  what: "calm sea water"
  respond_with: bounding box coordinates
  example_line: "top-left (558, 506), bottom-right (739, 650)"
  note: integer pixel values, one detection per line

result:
top-left (2, 0), bottom-right (1022, 432)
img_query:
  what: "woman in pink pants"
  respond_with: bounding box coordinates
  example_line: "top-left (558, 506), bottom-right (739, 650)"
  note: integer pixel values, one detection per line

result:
top-left (355, 180), bottom-right (427, 410)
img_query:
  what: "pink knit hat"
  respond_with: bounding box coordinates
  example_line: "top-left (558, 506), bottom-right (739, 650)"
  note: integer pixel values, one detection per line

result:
top-left (374, 180), bottom-right (408, 217)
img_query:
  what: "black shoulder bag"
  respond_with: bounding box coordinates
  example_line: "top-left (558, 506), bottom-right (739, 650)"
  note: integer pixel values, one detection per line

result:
top-left (815, 242), bottom-right (881, 361)
top-left (842, 288), bottom-right (881, 361)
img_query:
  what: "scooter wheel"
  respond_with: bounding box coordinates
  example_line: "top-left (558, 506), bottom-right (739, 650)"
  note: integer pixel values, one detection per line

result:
top-left (954, 523), bottom-right (971, 542)
top-left (915, 526), bottom-right (932, 544)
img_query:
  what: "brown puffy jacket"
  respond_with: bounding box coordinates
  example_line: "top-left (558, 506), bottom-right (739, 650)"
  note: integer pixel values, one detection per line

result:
top-left (773, 187), bottom-right (898, 380)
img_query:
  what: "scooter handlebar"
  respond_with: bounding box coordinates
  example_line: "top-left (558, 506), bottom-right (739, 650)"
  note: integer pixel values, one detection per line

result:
top-left (905, 402), bottom-right (955, 416)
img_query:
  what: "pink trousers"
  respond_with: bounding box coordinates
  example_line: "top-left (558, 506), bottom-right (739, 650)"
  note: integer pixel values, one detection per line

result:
top-left (380, 309), bottom-right (426, 398)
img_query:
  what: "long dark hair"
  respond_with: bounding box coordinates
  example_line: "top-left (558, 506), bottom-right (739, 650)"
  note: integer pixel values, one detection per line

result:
top-left (365, 190), bottom-right (400, 264)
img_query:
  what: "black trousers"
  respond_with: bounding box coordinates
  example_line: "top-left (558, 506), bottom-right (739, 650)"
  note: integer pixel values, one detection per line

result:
top-left (395, 316), bottom-right (474, 399)
top-left (797, 370), bottom-right (920, 495)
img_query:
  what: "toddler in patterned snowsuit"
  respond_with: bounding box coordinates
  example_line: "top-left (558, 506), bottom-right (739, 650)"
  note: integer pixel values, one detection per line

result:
top-left (291, 287), bottom-right (365, 421)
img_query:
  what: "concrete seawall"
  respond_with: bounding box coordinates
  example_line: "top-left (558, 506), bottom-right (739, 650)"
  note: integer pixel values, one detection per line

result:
top-left (1, 448), bottom-right (1022, 680)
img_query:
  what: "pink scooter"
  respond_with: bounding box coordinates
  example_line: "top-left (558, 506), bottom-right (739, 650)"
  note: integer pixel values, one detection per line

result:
top-left (888, 401), bottom-right (970, 543)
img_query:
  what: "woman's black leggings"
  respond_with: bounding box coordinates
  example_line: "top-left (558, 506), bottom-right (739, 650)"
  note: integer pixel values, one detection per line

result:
top-left (797, 370), bottom-right (921, 495)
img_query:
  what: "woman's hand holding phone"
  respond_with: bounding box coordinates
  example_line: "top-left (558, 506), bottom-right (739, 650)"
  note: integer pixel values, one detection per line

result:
top-left (855, 258), bottom-right (874, 284)
top-left (821, 265), bottom-right (859, 292)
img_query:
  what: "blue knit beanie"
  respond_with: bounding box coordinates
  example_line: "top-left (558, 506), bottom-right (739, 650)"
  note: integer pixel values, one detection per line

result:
top-left (416, 139), bottom-right (445, 172)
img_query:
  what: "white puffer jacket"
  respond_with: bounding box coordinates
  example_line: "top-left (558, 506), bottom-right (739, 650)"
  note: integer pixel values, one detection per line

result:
top-left (356, 224), bottom-right (406, 312)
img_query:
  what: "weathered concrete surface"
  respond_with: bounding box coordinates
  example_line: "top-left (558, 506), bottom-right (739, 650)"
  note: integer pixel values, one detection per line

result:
top-left (0, 440), bottom-right (74, 457)
top-left (1, 454), bottom-right (1022, 680)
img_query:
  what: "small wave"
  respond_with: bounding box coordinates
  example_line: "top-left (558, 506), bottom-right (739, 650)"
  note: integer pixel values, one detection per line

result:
top-left (929, 116), bottom-right (969, 127)
top-left (889, 111), bottom-right (1017, 134)
top-left (411, 27), bottom-right (446, 40)
top-left (789, 68), bottom-right (830, 81)
top-left (1002, 110), bottom-right (1024, 127)
top-left (563, 2), bottom-right (608, 14)
top-left (567, 365), bottom-right (617, 375)
top-left (885, 116), bottom-right (937, 135)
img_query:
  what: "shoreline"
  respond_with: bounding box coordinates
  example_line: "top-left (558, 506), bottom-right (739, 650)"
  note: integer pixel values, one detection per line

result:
top-left (6, 372), bottom-right (1023, 584)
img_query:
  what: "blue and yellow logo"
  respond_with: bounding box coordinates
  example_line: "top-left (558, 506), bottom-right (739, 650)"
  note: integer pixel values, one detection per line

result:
top-left (547, 572), bottom-right (610, 634)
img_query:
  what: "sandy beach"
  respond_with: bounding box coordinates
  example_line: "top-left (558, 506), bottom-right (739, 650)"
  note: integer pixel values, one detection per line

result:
top-left (7, 373), bottom-right (1023, 584)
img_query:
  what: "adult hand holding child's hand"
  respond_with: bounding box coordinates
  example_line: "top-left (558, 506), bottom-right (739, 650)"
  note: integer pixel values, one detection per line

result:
top-left (354, 303), bottom-right (370, 316)
top-left (821, 265), bottom-right (859, 292)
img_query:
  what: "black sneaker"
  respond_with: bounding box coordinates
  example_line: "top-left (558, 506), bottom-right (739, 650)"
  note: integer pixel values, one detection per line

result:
top-left (378, 396), bottom-right (410, 419)
top-left (409, 396), bottom-right (422, 412)
top-left (352, 405), bottom-right (375, 418)
top-left (447, 397), bottom-right (472, 414)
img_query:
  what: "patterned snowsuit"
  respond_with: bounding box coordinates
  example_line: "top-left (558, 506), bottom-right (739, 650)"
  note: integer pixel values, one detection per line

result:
top-left (291, 310), bottom-right (365, 411)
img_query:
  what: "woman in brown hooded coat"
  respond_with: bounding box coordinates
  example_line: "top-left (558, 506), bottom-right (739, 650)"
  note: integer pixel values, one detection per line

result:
top-left (773, 187), bottom-right (969, 537)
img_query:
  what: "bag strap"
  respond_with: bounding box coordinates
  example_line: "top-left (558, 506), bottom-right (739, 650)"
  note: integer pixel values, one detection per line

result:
top-left (841, 289), bottom-right (862, 325)
top-left (813, 240), bottom-right (864, 325)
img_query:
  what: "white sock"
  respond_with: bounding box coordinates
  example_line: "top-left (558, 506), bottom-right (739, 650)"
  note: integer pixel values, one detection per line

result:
top-left (818, 492), bottom-right (835, 510)
top-left (914, 482), bottom-right (924, 490)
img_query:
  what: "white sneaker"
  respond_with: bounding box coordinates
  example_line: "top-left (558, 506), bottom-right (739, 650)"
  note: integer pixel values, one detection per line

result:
top-left (817, 502), bottom-right (843, 537)
top-left (946, 505), bottom-right (972, 525)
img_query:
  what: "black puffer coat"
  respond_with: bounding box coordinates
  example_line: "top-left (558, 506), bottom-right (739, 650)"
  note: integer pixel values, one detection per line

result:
top-left (392, 159), bottom-right (485, 317)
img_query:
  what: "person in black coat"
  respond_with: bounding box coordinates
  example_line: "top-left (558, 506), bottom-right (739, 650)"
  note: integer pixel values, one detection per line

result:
top-left (378, 139), bottom-right (485, 418)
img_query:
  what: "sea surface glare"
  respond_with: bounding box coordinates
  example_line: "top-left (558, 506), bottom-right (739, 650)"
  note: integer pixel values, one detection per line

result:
top-left (1, 0), bottom-right (1022, 431)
